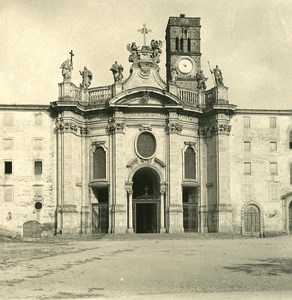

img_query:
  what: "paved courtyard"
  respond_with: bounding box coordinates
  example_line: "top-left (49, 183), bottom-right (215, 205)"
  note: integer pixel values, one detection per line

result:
top-left (0, 234), bottom-right (291, 299)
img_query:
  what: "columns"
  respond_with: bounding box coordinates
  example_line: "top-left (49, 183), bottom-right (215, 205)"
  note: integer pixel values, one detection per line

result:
top-left (160, 188), bottom-right (166, 233)
top-left (126, 182), bottom-right (133, 233)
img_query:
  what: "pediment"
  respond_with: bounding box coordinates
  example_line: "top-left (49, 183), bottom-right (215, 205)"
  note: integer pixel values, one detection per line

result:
top-left (109, 87), bottom-right (184, 108)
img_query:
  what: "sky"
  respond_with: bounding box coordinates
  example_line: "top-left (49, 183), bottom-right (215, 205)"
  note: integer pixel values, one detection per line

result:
top-left (1, 0), bottom-right (292, 109)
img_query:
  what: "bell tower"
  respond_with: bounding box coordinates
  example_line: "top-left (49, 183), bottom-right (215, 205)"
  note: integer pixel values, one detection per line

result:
top-left (165, 14), bottom-right (201, 90)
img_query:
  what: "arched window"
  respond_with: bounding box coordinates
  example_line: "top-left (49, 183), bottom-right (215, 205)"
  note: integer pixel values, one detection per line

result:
top-left (184, 147), bottom-right (196, 179)
top-left (175, 37), bottom-right (179, 51)
top-left (93, 147), bottom-right (106, 179)
top-left (180, 38), bottom-right (184, 52)
top-left (183, 28), bottom-right (188, 39)
top-left (187, 38), bottom-right (191, 52)
top-left (289, 131), bottom-right (292, 149)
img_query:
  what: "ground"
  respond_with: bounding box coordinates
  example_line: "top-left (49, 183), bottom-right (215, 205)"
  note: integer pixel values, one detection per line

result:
top-left (0, 234), bottom-right (291, 299)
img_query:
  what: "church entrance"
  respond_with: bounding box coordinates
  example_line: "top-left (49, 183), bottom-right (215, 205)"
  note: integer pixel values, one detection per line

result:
top-left (132, 168), bottom-right (160, 233)
top-left (244, 204), bottom-right (260, 236)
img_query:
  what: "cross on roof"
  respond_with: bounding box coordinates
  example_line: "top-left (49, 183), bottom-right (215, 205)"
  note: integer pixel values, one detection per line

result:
top-left (69, 50), bottom-right (74, 63)
top-left (137, 24), bottom-right (152, 46)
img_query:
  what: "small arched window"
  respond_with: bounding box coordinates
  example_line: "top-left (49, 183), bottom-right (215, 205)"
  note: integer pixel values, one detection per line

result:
top-left (175, 37), bottom-right (179, 51)
top-left (183, 28), bottom-right (188, 39)
top-left (187, 38), bottom-right (191, 52)
top-left (180, 38), bottom-right (184, 52)
top-left (184, 147), bottom-right (196, 179)
top-left (93, 147), bottom-right (106, 179)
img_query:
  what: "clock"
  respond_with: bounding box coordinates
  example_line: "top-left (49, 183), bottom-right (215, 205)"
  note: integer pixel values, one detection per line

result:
top-left (177, 58), bottom-right (193, 74)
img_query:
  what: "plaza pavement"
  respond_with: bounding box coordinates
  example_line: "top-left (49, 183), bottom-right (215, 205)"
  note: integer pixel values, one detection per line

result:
top-left (0, 234), bottom-right (291, 299)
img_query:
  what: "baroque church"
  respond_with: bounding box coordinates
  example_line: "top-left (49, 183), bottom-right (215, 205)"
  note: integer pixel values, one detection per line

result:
top-left (1, 15), bottom-right (292, 238)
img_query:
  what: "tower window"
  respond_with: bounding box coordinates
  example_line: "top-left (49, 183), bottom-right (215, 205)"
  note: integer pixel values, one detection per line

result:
top-left (175, 37), bottom-right (179, 51)
top-left (184, 147), bottom-right (196, 179)
top-left (183, 29), bottom-right (188, 39)
top-left (93, 146), bottom-right (106, 179)
top-left (187, 38), bottom-right (191, 52)
top-left (180, 38), bottom-right (183, 52)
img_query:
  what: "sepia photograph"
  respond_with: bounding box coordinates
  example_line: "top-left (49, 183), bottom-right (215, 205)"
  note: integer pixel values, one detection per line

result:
top-left (0, 0), bottom-right (292, 299)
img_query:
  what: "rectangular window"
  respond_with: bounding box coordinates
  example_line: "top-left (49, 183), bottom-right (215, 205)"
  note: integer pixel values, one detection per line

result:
top-left (3, 185), bottom-right (13, 202)
top-left (33, 185), bottom-right (43, 200)
top-left (269, 142), bottom-right (277, 151)
top-left (3, 113), bottom-right (13, 126)
top-left (270, 162), bottom-right (278, 175)
top-left (33, 138), bottom-right (43, 150)
top-left (270, 184), bottom-right (278, 202)
top-left (3, 138), bottom-right (14, 150)
top-left (4, 161), bottom-right (12, 175)
top-left (243, 141), bottom-right (251, 151)
top-left (244, 162), bottom-right (251, 174)
top-left (34, 161), bottom-right (42, 175)
top-left (34, 113), bottom-right (43, 126)
top-left (242, 185), bottom-right (252, 201)
top-left (269, 117), bottom-right (276, 128)
top-left (243, 116), bottom-right (250, 128)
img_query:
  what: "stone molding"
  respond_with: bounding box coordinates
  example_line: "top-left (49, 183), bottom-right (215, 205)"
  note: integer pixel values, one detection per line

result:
top-left (56, 118), bottom-right (89, 136)
top-left (198, 124), bottom-right (231, 137)
top-left (107, 120), bottom-right (125, 134)
top-left (139, 124), bottom-right (152, 131)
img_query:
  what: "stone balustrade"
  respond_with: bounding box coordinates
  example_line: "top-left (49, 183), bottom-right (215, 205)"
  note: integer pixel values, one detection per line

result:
top-left (178, 88), bottom-right (199, 106)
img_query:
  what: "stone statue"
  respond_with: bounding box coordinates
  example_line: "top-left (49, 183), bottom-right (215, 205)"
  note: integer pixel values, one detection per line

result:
top-left (127, 42), bottom-right (139, 62)
top-left (211, 65), bottom-right (224, 86)
top-left (196, 70), bottom-right (208, 90)
top-left (79, 66), bottom-right (92, 88)
top-left (150, 39), bottom-right (162, 63)
top-left (60, 59), bottom-right (73, 81)
top-left (170, 68), bottom-right (178, 82)
top-left (110, 61), bottom-right (124, 82)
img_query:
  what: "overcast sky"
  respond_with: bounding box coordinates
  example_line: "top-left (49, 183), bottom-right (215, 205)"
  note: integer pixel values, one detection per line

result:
top-left (1, 0), bottom-right (292, 109)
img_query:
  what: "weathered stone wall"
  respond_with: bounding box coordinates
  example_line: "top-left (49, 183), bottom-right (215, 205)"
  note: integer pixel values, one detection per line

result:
top-left (230, 112), bottom-right (291, 234)
top-left (0, 107), bottom-right (55, 236)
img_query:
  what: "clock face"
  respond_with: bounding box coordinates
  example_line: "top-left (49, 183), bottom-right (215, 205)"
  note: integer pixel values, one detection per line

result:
top-left (177, 58), bottom-right (193, 74)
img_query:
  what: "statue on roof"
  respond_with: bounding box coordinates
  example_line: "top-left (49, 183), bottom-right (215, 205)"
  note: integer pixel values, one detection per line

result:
top-left (110, 61), bottom-right (124, 83)
top-left (60, 59), bottom-right (73, 82)
top-left (150, 40), bottom-right (162, 63)
top-left (211, 65), bottom-right (224, 86)
top-left (79, 66), bottom-right (92, 88)
top-left (196, 70), bottom-right (208, 90)
top-left (127, 42), bottom-right (139, 62)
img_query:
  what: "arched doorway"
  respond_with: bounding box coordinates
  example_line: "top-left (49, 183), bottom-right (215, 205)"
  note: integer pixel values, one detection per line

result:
top-left (132, 168), bottom-right (160, 233)
top-left (244, 204), bottom-right (260, 235)
top-left (289, 201), bottom-right (292, 234)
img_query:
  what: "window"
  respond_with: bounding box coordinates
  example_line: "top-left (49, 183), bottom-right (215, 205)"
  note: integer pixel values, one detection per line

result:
top-left (244, 162), bottom-right (251, 174)
top-left (93, 147), bottom-right (106, 179)
top-left (3, 138), bottom-right (13, 150)
top-left (290, 163), bottom-right (292, 185)
top-left (187, 38), bottom-right (191, 52)
top-left (34, 113), bottom-right (43, 126)
top-left (184, 147), bottom-right (196, 179)
top-left (137, 132), bottom-right (156, 158)
top-left (180, 38), bottom-right (183, 51)
top-left (289, 131), bottom-right (292, 149)
top-left (33, 138), bottom-right (43, 150)
top-left (3, 113), bottom-right (13, 126)
top-left (4, 161), bottom-right (12, 175)
top-left (269, 117), bottom-right (276, 129)
top-left (243, 141), bottom-right (251, 151)
top-left (34, 161), bottom-right (42, 175)
top-left (270, 162), bottom-right (278, 175)
top-left (3, 186), bottom-right (13, 202)
top-left (243, 116), bottom-right (250, 128)
top-left (175, 37), bottom-right (179, 51)
top-left (269, 142), bottom-right (277, 151)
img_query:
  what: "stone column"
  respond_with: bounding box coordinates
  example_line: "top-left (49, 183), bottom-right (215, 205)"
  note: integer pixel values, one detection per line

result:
top-left (128, 191), bottom-right (133, 233)
top-left (160, 189), bottom-right (166, 233)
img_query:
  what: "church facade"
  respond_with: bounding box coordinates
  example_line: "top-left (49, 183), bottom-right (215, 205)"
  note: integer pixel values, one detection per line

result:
top-left (1, 15), bottom-right (292, 237)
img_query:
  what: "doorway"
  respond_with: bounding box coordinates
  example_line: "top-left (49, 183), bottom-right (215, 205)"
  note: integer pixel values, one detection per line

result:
top-left (244, 204), bottom-right (260, 235)
top-left (132, 167), bottom-right (160, 233)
